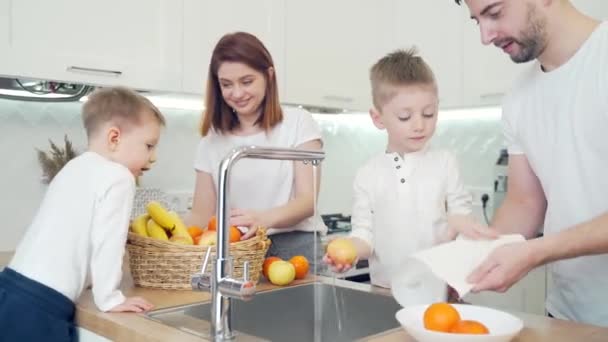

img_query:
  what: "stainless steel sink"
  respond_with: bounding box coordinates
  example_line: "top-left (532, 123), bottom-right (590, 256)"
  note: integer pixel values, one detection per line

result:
top-left (146, 282), bottom-right (402, 341)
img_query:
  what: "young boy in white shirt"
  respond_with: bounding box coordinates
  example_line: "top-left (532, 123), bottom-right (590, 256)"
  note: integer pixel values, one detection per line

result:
top-left (0, 87), bottom-right (163, 341)
top-left (324, 49), bottom-right (495, 302)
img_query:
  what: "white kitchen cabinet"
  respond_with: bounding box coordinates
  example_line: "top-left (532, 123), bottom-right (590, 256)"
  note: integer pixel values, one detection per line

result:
top-left (181, 0), bottom-right (286, 96)
top-left (391, 1), bottom-right (464, 109)
top-left (460, 16), bottom-right (528, 108)
top-left (0, 0), bottom-right (14, 77)
top-left (3, 0), bottom-right (182, 92)
top-left (283, 1), bottom-right (394, 111)
top-left (572, 0), bottom-right (608, 19)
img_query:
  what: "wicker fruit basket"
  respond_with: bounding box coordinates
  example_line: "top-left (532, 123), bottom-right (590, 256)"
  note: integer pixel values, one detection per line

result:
top-left (126, 228), bottom-right (271, 290)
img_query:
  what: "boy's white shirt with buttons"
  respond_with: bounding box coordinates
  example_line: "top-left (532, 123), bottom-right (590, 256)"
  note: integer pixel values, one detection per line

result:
top-left (10, 151), bottom-right (134, 312)
top-left (349, 146), bottom-right (472, 293)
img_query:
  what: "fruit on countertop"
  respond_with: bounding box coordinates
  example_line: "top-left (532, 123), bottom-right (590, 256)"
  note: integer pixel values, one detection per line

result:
top-left (130, 214), bottom-right (149, 237)
top-left (267, 260), bottom-right (296, 286)
top-left (326, 238), bottom-right (357, 265)
top-left (450, 320), bottom-right (490, 334)
top-left (289, 255), bottom-right (310, 279)
top-left (146, 219), bottom-right (169, 241)
top-left (262, 256), bottom-right (282, 279)
top-left (423, 302), bottom-right (461, 333)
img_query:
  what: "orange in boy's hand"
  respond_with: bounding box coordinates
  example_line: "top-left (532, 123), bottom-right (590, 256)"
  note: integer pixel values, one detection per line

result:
top-left (187, 226), bottom-right (204, 239)
top-left (423, 302), bottom-right (461, 333)
top-left (262, 256), bottom-right (282, 279)
top-left (450, 320), bottom-right (490, 334)
top-left (289, 255), bottom-right (310, 279)
top-left (207, 216), bottom-right (217, 231)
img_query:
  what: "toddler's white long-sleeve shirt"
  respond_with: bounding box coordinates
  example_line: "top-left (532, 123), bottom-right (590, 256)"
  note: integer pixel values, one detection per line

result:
top-left (10, 151), bottom-right (134, 312)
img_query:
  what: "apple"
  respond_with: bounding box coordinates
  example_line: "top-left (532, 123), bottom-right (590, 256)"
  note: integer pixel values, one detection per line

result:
top-left (197, 230), bottom-right (217, 246)
top-left (267, 260), bottom-right (296, 286)
top-left (326, 238), bottom-right (357, 265)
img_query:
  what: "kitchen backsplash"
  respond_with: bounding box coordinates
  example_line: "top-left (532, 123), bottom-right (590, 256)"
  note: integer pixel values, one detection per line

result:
top-left (0, 98), bottom-right (503, 251)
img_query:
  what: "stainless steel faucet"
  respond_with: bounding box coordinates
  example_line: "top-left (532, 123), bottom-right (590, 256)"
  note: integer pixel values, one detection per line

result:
top-left (191, 145), bottom-right (325, 341)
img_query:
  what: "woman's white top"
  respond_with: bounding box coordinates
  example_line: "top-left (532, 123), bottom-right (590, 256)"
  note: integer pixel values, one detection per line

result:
top-left (194, 107), bottom-right (326, 235)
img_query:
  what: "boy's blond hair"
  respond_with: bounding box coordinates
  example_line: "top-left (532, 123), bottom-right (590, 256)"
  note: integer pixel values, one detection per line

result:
top-left (82, 86), bottom-right (165, 138)
top-left (370, 48), bottom-right (437, 110)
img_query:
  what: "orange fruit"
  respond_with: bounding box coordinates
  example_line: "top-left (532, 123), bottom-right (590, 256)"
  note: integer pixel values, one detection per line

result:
top-left (423, 302), bottom-right (461, 333)
top-left (262, 256), bottom-right (282, 279)
top-left (230, 226), bottom-right (242, 243)
top-left (187, 226), bottom-right (204, 239)
top-left (207, 216), bottom-right (217, 231)
top-left (193, 235), bottom-right (202, 245)
top-left (450, 320), bottom-right (490, 334)
top-left (289, 255), bottom-right (310, 279)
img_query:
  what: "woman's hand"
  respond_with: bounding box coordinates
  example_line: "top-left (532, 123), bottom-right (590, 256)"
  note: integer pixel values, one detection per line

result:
top-left (230, 208), bottom-right (271, 240)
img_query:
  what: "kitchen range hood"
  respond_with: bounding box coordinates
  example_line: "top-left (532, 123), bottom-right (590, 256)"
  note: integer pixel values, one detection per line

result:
top-left (0, 77), bottom-right (93, 102)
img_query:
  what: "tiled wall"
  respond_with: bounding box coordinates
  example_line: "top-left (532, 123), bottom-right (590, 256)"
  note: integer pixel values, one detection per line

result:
top-left (0, 98), bottom-right (503, 251)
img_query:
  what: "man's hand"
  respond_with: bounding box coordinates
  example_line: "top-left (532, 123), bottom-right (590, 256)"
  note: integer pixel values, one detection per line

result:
top-left (109, 296), bottom-right (154, 313)
top-left (467, 240), bottom-right (540, 293)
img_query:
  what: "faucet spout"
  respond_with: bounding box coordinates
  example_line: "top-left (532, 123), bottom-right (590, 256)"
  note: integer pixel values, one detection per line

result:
top-left (192, 145), bottom-right (325, 340)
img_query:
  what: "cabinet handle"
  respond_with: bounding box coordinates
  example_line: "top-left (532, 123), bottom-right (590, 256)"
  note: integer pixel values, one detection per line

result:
top-left (480, 92), bottom-right (504, 100)
top-left (66, 66), bottom-right (123, 77)
top-left (322, 95), bottom-right (354, 103)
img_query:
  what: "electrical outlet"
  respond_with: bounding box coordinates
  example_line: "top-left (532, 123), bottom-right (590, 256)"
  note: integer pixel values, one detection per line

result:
top-left (467, 186), bottom-right (493, 208)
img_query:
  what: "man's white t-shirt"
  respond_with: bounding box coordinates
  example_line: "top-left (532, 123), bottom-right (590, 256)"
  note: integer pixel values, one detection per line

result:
top-left (10, 152), bottom-right (134, 312)
top-left (502, 22), bottom-right (608, 326)
top-left (349, 147), bottom-right (472, 295)
top-left (194, 107), bottom-right (326, 235)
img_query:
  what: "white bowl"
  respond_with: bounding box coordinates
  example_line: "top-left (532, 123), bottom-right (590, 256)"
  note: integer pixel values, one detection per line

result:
top-left (395, 304), bottom-right (524, 342)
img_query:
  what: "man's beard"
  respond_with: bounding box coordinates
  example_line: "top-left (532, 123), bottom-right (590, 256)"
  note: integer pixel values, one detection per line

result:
top-left (496, 3), bottom-right (548, 63)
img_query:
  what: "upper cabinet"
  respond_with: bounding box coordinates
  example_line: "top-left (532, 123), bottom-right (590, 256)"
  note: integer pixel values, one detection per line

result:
top-left (282, 0), bottom-right (394, 111)
top-left (3, 0), bottom-right (182, 92)
top-left (391, 1), bottom-right (464, 109)
top-left (181, 0), bottom-right (286, 96)
top-left (572, 0), bottom-right (608, 19)
top-left (460, 16), bottom-right (526, 108)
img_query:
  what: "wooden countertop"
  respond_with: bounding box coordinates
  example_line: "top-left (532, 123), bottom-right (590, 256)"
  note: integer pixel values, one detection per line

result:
top-left (2, 251), bottom-right (608, 341)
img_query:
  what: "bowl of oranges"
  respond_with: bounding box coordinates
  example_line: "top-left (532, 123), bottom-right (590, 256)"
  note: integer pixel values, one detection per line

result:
top-left (396, 302), bottom-right (523, 342)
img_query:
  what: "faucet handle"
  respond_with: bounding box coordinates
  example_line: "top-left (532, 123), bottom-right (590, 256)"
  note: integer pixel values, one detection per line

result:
top-left (191, 246), bottom-right (213, 291)
top-left (200, 246), bottom-right (212, 274)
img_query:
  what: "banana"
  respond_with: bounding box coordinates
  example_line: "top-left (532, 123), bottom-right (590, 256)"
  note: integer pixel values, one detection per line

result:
top-left (146, 219), bottom-right (169, 241)
top-left (168, 211), bottom-right (194, 245)
top-left (146, 201), bottom-right (175, 230)
top-left (130, 213), bottom-right (149, 237)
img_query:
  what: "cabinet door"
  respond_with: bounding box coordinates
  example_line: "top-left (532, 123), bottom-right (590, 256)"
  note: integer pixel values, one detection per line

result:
top-left (392, 1), bottom-right (464, 109)
top-left (461, 15), bottom-right (527, 108)
top-left (6, 0), bottom-right (182, 92)
top-left (0, 0), bottom-right (13, 77)
top-left (182, 0), bottom-right (285, 96)
top-left (572, 0), bottom-right (608, 19)
top-left (283, 0), bottom-right (393, 111)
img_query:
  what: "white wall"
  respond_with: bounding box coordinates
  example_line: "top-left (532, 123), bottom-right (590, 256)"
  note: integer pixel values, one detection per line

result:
top-left (0, 98), bottom-right (503, 251)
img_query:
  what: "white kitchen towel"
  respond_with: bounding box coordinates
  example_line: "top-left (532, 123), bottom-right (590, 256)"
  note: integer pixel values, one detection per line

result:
top-left (411, 234), bottom-right (526, 297)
